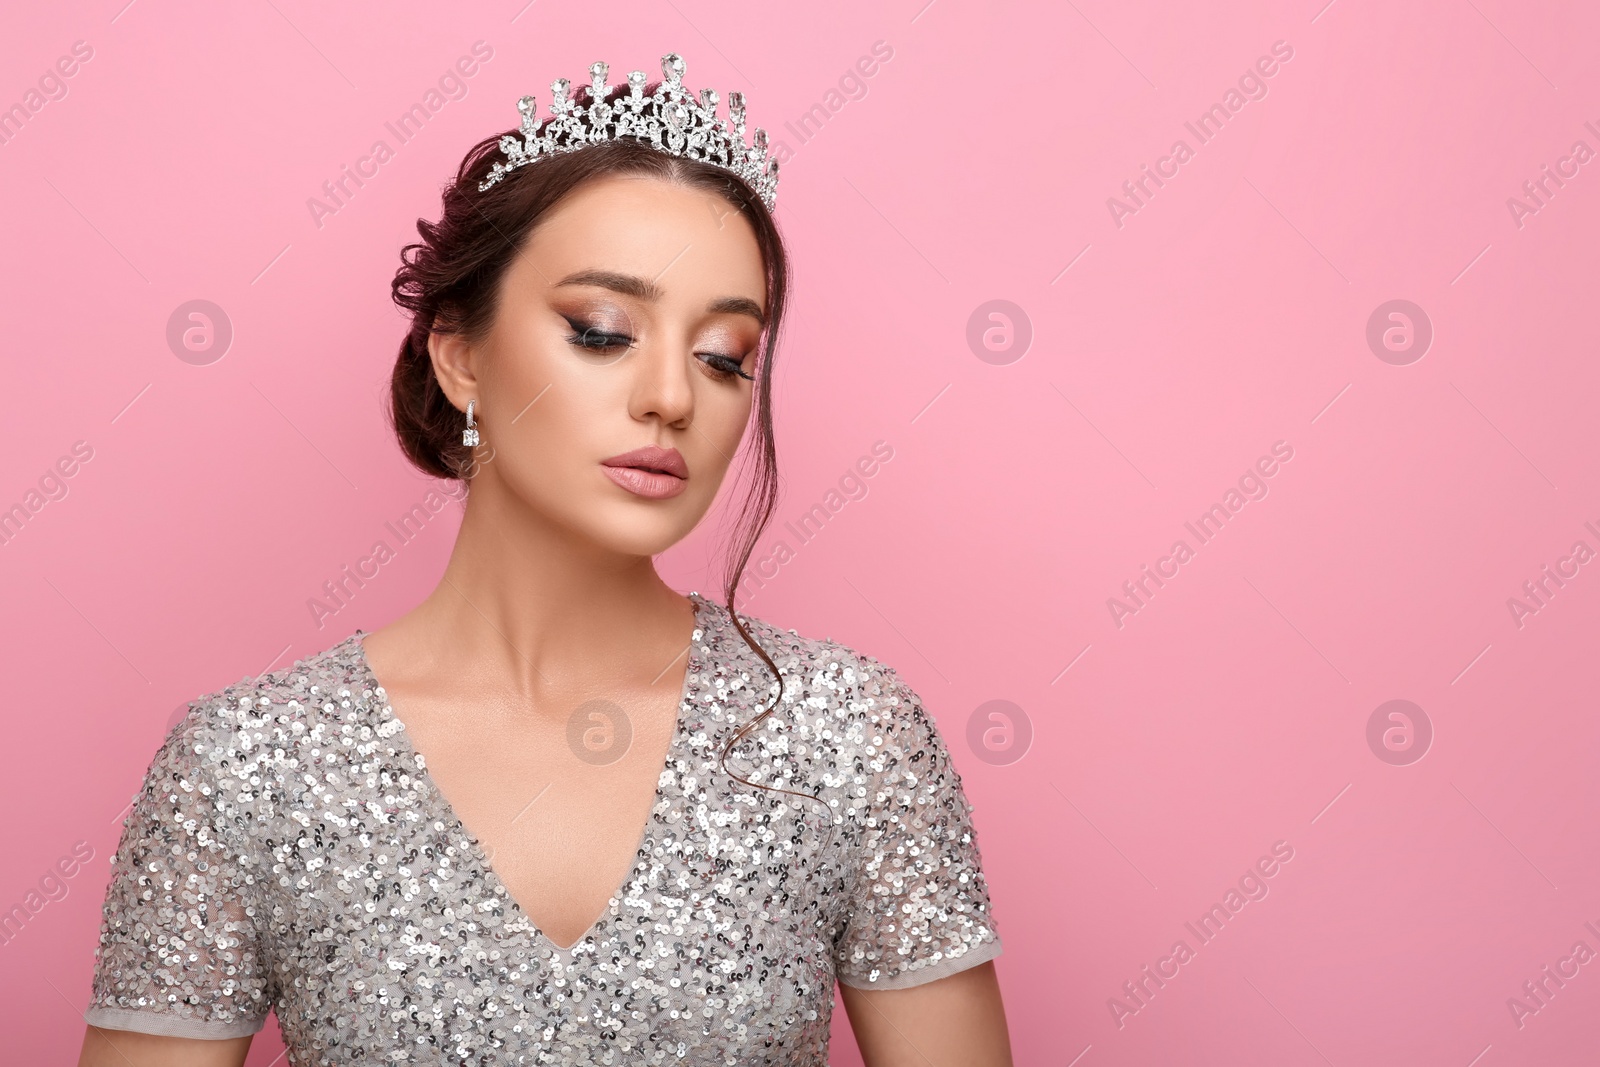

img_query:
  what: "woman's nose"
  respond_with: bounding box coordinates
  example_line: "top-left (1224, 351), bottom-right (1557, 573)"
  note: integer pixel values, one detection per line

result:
top-left (628, 337), bottom-right (695, 427)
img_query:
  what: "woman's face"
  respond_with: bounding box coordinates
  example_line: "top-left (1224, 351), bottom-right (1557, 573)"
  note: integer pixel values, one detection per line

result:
top-left (430, 173), bottom-right (767, 558)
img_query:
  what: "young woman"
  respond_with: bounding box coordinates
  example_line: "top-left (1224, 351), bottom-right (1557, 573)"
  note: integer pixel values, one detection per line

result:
top-left (78, 54), bottom-right (1011, 1067)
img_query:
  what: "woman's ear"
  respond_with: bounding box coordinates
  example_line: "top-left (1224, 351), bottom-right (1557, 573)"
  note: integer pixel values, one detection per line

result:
top-left (428, 326), bottom-right (479, 411)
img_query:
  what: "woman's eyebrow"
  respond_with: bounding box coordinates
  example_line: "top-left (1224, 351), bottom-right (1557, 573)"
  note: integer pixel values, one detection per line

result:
top-left (555, 269), bottom-right (765, 325)
top-left (556, 268), bottom-right (661, 300)
top-left (709, 295), bottom-right (765, 325)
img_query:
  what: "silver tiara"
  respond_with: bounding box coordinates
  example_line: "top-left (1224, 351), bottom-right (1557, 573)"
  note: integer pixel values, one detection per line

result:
top-left (477, 53), bottom-right (779, 208)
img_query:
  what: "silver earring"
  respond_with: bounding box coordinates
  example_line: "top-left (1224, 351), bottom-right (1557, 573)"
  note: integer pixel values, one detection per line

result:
top-left (462, 399), bottom-right (480, 447)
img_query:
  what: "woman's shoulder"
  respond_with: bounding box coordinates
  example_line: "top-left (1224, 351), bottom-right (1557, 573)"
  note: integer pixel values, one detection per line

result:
top-left (97, 631), bottom-right (372, 874)
top-left (699, 595), bottom-right (982, 847)
top-left (151, 630), bottom-right (376, 785)
top-left (700, 594), bottom-right (905, 689)
top-left (695, 592), bottom-right (939, 744)
top-left (177, 627), bottom-right (368, 717)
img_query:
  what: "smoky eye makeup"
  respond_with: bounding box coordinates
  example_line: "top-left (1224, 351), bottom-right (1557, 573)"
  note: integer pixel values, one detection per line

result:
top-left (559, 307), bottom-right (636, 353)
top-left (555, 302), bottom-right (758, 380)
top-left (693, 326), bottom-right (758, 380)
top-left (698, 350), bottom-right (754, 381)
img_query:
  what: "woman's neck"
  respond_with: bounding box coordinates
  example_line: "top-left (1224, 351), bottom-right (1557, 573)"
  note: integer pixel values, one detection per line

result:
top-left (362, 480), bottom-right (699, 710)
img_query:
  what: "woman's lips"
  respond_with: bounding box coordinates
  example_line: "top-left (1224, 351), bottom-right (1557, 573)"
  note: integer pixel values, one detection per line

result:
top-left (601, 445), bottom-right (688, 499)
top-left (600, 464), bottom-right (688, 499)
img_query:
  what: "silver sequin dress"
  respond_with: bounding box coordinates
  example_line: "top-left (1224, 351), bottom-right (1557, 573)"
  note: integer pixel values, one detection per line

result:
top-left (83, 591), bottom-right (1003, 1064)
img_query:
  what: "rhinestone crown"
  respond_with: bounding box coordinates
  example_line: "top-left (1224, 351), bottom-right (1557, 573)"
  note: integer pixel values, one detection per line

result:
top-left (477, 53), bottom-right (779, 208)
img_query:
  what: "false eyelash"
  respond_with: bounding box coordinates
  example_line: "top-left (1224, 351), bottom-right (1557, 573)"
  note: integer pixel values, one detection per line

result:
top-left (564, 318), bottom-right (753, 381)
top-left (704, 355), bottom-right (755, 381)
top-left (565, 320), bottom-right (634, 352)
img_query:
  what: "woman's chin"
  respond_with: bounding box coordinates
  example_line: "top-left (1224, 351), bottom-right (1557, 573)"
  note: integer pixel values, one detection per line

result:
top-left (574, 507), bottom-right (703, 560)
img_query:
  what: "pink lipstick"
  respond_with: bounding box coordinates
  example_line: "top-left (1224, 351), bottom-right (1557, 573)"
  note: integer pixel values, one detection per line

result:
top-left (600, 445), bottom-right (688, 500)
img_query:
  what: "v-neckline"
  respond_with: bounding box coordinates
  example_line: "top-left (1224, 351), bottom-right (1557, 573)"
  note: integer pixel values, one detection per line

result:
top-left (349, 591), bottom-right (711, 956)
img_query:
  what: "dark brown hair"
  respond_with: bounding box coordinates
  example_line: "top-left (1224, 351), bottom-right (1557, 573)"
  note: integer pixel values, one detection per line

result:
top-left (386, 84), bottom-right (821, 813)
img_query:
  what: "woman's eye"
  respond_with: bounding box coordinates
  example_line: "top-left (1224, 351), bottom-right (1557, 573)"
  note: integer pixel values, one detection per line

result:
top-left (700, 353), bottom-right (754, 381)
top-left (564, 318), bottom-right (634, 353)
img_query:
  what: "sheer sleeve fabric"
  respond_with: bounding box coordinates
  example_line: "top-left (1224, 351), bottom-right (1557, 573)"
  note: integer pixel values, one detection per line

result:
top-left (833, 665), bottom-right (1003, 990)
top-left (83, 705), bottom-right (273, 1038)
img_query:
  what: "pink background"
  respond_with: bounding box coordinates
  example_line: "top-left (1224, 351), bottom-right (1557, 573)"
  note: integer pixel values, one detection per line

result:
top-left (3, 1), bottom-right (1598, 1063)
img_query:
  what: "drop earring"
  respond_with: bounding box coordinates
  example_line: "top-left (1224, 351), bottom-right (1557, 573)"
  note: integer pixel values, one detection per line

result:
top-left (462, 399), bottom-right (481, 447)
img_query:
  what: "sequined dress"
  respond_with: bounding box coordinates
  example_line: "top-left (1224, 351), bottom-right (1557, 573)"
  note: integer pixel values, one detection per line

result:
top-left (83, 591), bottom-right (1003, 1065)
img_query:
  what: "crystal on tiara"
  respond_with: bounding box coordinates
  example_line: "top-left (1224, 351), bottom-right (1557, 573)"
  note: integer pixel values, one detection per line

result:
top-left (477, 52), bottom-right (779, 208)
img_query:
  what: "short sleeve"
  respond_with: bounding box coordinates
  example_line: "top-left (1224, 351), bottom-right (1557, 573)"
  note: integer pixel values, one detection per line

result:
top-left (833, 667), bottom-right (1003, 990)
top-left (83, 707), bottom-right (273, 1038)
